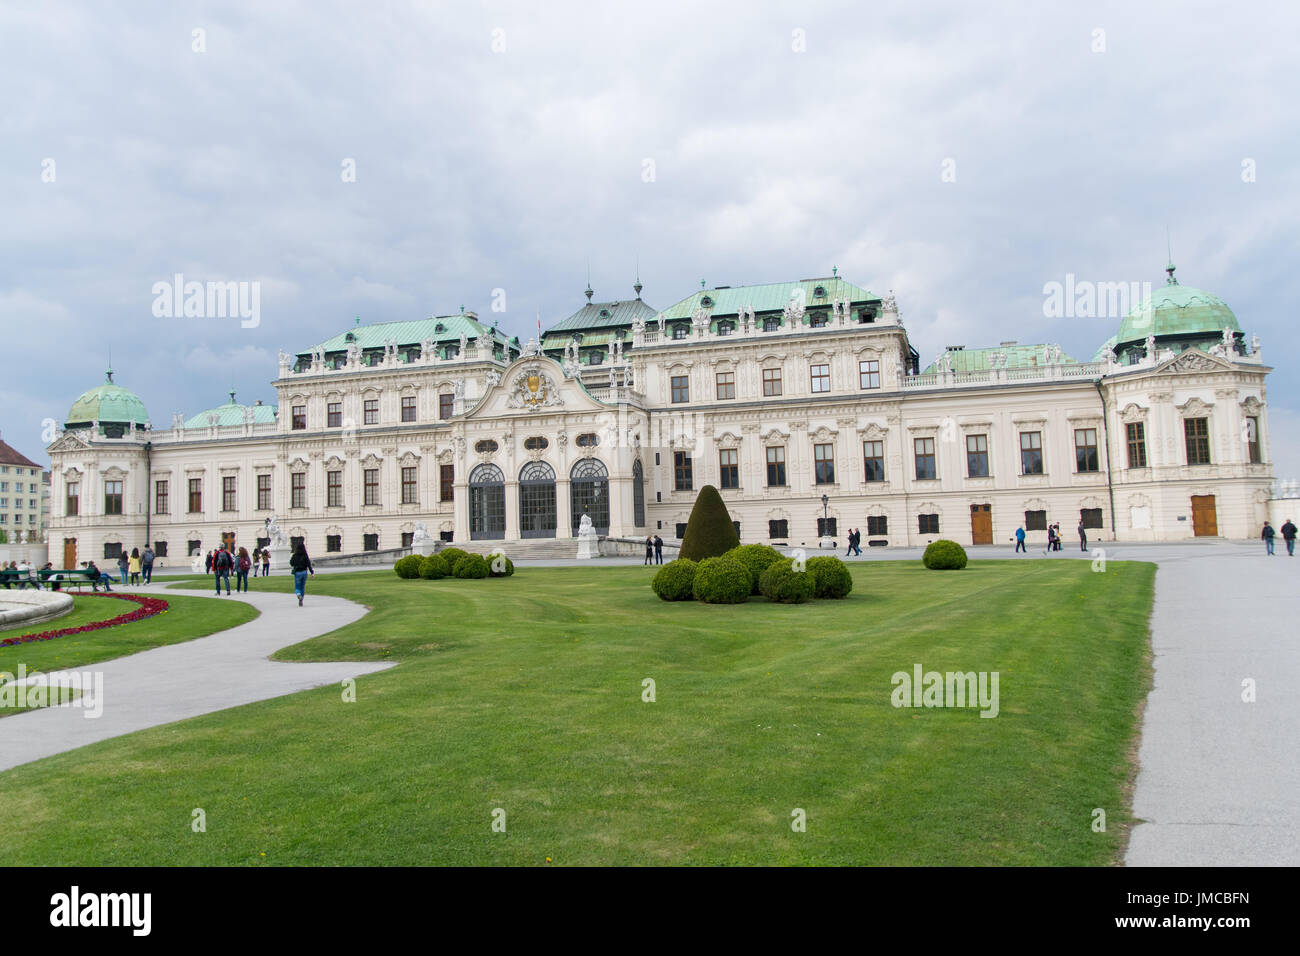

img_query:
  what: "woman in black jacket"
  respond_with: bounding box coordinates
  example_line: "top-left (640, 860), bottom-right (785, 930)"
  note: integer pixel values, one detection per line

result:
top-left (289, 542), bottom-right (314, 606)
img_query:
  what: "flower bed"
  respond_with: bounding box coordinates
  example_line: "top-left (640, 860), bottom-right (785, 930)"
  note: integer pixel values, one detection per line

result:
top-left (0, 594), bottom-right (170, 648)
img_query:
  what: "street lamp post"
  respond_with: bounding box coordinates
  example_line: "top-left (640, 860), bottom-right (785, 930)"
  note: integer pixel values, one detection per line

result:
top-left (820, 494), bottom-right (833, 550)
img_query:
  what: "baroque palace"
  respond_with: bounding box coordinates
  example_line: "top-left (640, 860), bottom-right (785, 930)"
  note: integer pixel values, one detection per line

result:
top-left (45, 264), bottom-right (1273, 566)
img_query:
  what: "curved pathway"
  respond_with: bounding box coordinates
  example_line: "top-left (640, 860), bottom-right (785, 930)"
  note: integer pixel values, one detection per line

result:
top-left (0, 588), bottom-right (394, 773)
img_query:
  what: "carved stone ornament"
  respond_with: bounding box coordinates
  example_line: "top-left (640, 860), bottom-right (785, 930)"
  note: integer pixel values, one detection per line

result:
top-left (505, 363), bottom-right (564, 409)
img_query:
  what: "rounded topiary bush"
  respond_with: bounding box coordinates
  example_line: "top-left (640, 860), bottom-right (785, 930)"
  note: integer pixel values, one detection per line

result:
top-left (759, 558), bottom-right (816, 604)
top-left (691, 556), bottom-right (752, 604)
top-left (724, 543), bottom-right (784, 595)
top-left (487, 552), bottom-right (515, 577)
top-left (438, 547), bottom-right (470, 568)
top-left (651, 558), bottom-right (698, 601)
top-left (679, 485), bottom-right (741, 561)
top-left (923, 539), bottom-right (968, 570)
top-left (452, 553), bottom-right (490, 579)
top-left (419, 554), bottom-right (450, 579)
top-left (806, 556), bottom-right (854, 599)
top-left (394, 555), bottom-right (423, 579)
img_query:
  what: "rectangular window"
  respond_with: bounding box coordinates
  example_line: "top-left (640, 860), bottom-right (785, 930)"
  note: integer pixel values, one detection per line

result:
top-left (363, 398), bottom-right (379, 425)
top-left (327, 471), bottom-right (342, 508)
top-left (866, 515), bottom-right (888, 536)
top-left (859, 359), bottom-right (880, 390)
top-left (1126, 422), bottom-right (1147, 468)
top-left (674, 451), bottom-right (693, 491)
top-left (327, 402), bottom-right (342, 428)
top-left (155, 479), bottom-right (169, 514)
top-left (914, 437), bottom-right (936, 480)
top-left (289, 536), bottom-right (304, 553)
top-left (65, 481), bottom-right (79, 516)
top-left (675, 522), bottom-right (687, 539)
top-left (401, 466), bottom-right (418, 504)
top-left (292, 405), bottom-right (306, 430)
top-left (439, 393), bottom-right (454, 420)
top-left (766, 446), bottom-right (786, 487)
top-left (671, 375), bottom-right (690, 403)
top-left (401, 532), bottom-right (414, 548)
top-left (1074, 428), bottom-right (1099, 473)
top-left (1020, 431), bottom-right (1043, 475)
top-left (817, 517), bottom-right (838, 537)
top-left (154, 541), bottom-right (169, 558)
top-left (719, 449), bottom-right (739, 489)
top-left (864, 438), bottom-right (885, 482)
top-left (257, 473), bottom-right (272, 511)
top-left (1246, 416), bottom-right (1261, 464)
top-left (187, 539), bottom-right (201, 556)
top-left (673, 325), bottom-right (688, 340)
top-left (291, 472), bottom-right (306, 510)
top-left (814, 443), bottom-right (835, 484)
top-left (966, 434), bottom-right (989, 478)
top-left (103, 542), bottom-right (123, 560)
top-left (810, 363), bottom-right (830, 393)
top-left (103, 480), bottom-right (124, 515)
top-left (762, 367), bottom-right (783, 396)
top-left (364, 468), bottom-right (379, 506)
top-left (326, 535), bottom-right (342, 553)
top-left (715, 371), bottom-right (735, 400)
top-left (188, 478), bottom-right (202, 513)
top-left (1025, 510), bottom-right (1047, 531)
top-left (1184, 417), bottom-right (1211, 465)
top-left (1080, 508), bottom-right (1104, 530)
top-left (918, 513), bottom-right (940, 534)
top-left (222, 476), bottom-right (237, 512)
top-left (440, 464), bottom-right (454, 502)
top-left (401, 395), bottom-right (417, 422)
top-left (363, 533), bottom-right (379, 552)
top-left (768, 518), bottom-right (789, 539)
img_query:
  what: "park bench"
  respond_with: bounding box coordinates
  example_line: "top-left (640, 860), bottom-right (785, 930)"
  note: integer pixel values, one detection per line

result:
top-left (0, 568), bottom-right (41, 590)
top-left (35, 568), bottom-right (107, 592)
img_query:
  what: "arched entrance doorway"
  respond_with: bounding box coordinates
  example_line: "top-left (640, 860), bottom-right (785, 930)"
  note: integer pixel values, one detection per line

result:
top-left (570, 458), bottom-right (609, 535)
top-left (469, 463), bottom-right (506, 539)
top-left (519, 461), bottom-right (557, 538)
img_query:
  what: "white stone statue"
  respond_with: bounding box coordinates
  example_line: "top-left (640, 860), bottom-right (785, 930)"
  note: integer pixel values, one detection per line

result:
top-left (190, 549), bottom-right (205, 573)
top-left (453, 378), bottom-right (465, 400)
top-left (1144, 335), bottom-right (1156, 360)
top-left (1251, 333), bottom-right (1261, 356)
top-left (411, 521), bottom-right (434, 556)
top-left (656, 313), bottom-right (666, 335)
top-left (576, 512), bottom-right (599, 559)
top-left (881, 293), bottom-right (897, 314)
top-left (1221, 328), bottom-right (1235, 353)
top-left (1102, 344), bottom-right (1117, 366)
top-left (458, 332), bottom-right (468, 355)
top-left (265, 513), bottom-right (288, 548)
top-left (485, 369), bottom-right (501, 387)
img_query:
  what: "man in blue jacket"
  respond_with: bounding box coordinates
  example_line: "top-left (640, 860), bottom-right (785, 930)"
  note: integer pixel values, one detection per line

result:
top-left (1014, 526), bottom-right (1026, 553)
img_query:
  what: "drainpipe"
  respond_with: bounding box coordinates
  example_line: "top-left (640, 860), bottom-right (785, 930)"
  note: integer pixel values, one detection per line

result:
top-left (144, 440), bottom-right (152, 549)
top-left (1093, 380), bottom-right (1116, 542)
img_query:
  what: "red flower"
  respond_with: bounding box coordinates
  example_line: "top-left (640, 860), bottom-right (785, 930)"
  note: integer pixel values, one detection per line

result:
top-left (0, 594), bottom-right (170, 647)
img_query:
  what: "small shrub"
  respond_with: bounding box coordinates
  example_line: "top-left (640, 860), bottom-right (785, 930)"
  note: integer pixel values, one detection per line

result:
top-left (487, 553), bottom-right (515, 577)
top-left (806, 556), bottom-right (853, 599)
top-left (394, 555), bottom-right (423, 579)
top-left (438, 547), bottom-right (470, 568)
top-left (679, 485), bottom-right (741, 561)
top-left (923, 539), bottom-right (968, 570)
top-left (651, 558), bottom-right (698, 601)
top-left (419, 554), bottom-right (450, 580)
top-left (453, 553), bottom-right (490, 579)
top-left (759, 558), bottom-right (816, 604)
top-left (692, 556), bottom-right (752, 604)
top-left (724, 543), bottom-right (784, 595)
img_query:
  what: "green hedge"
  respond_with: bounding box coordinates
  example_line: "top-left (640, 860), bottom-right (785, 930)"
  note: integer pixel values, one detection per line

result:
top-left (651, 558), bottom-right (698, 601)
top-left (394, 555), bottom-right (423, 579)
top-left (452, 553), bottom-right (490, 579)
top-left (724, 543), bottom-right (784, 595)
top-left (419, 554), bottom-right (450, 579)
top-left (758, 558), bottom-right (816, 603)
top-left (438, 547), bottom-right (470, 568)
top-left (923, 539), bottom-right (969, 570)
top-left (806, 556), bottom-right (853, 599)
top-left (679, 485), bottom-right (741, 561)
top-left (691, 556), bottom-right (752, 604)
top-left (488, 552), bottom-right (515, 577)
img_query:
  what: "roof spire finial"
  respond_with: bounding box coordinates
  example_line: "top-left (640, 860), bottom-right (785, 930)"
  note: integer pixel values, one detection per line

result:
top-left (1165, 228), bottom-right (1177, 285)
top-left (832, 265), bottom-right (838, 277)
top-left (106, 346), bottom-right (113, 383)
top-left (634, 256), bottom-right (642, 299)
top-left (700, 278), bottom-right (706, 289)
top-left (585, 260), bottom-right (593, 302)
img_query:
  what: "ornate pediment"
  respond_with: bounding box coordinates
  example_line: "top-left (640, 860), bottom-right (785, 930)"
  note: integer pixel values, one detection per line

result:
top-left (1119, 403), bottom-right (1148, 423)
top-left (811, 425), bottom-right (838, 442)
top-left (1159, 349), bottom-right (1233, 374)
top-left (1240, 395), bottom-right (1263, 416)
top-left (47, 431), bottom-right (91, 454)
top-left (760, 428), bottom-right (790, 444)
top-left (1176, 396), bottom-right (1214, 419)
top-left (713, 431), bottom-right (742, 448)
top-left (858, 422), bottom-right (889, 440)
top-left (505, 362), bottom-right (563, 409)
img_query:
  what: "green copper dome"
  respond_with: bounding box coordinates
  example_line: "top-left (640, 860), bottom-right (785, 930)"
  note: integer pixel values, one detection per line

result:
top-left (1114, 266), bottom-right (1240, 348)
top-left (184, 392), bottom-right (277, 429)
top-left (66, 371), bottom-right (150, 430)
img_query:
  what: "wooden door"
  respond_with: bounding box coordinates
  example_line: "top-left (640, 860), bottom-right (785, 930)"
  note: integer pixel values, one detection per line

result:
top-left (1190, 495), bottom-right (1218, 537)
top-left (222, 531), bottom-right (236, 552)
top-left (62, 537), bottom-right (77, 568)
top-left (970, 504), bottom-right (993, 545)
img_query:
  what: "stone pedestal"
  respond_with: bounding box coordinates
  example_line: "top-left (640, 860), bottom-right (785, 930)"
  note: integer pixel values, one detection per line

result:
top-left (270, 546), bottom-right (293, 573)
top-left (819, 536), bottom-right (836, 550)
top-left (576, 532), bottom-right (598, 560)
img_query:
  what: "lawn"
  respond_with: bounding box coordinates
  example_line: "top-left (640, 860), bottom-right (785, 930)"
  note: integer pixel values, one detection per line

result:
top-left (0, 559), bottom-right (1154, 865)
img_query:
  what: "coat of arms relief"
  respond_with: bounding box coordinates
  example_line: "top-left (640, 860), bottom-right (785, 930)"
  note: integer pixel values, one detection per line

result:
top-left (505, 363), bottom-right (564, 409)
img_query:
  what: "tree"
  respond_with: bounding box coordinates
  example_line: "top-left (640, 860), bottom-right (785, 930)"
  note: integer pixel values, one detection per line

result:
top-left (679, 485), bottom-right (740, 561)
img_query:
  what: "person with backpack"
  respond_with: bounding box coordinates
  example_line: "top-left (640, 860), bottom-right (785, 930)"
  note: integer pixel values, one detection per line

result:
top-left (213, 546), bottom-right (233, 594)
top-left (290, 542), bottom-right (314, 606)
top-left (1281, 518), bottom-right (1297, 557)
top-left (117, 550), bottom-right (130, 587)
top-left (141, 545), bottom-right (154, 584)
top-left (261, 549), bottom-right (271, 576)
top-left (1262, 521), bottom-right (1276, 556)
top-left (235, 547), bottom-right (252, 592)
top-left (653, 534), bottom-right (664, 565)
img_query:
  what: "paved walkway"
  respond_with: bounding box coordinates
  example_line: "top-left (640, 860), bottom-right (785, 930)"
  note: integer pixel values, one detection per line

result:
top-left (0, 588), bottom-right (394, 773)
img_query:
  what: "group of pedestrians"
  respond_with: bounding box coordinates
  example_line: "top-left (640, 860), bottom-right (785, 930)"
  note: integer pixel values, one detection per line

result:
top-left (112, 547), bottom-right (156, 586)
top-left (204, 541), bottom-right (315, 605)
top-left (1261, 519), bottom-right (1297, 556)
top-left (642, 535), bottom-right (664, 565)
top-left (1012, 522), bottom-right (1089, 554)
top-left (844, 529), bottom-right (863, 556)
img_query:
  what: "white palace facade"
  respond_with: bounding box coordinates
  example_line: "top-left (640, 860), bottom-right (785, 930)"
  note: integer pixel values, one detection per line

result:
top-left (45, 266), bottom-right (1274, 566)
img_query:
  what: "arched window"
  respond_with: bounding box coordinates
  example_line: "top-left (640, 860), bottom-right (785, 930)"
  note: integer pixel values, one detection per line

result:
top-left (469, 463), bottom-right (505, 540)
top-left (474, 439), bottom-right (499, 454)
top-left (632, 459), bottom-right (645, 528)
top-left (570, 458), bottom-right (609, 535)
top-left (519, 461), bottom-right (557, 539)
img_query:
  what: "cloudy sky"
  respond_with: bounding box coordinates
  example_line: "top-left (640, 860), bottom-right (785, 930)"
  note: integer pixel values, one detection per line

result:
top-left (2, 0), bottom-right (1297, 479)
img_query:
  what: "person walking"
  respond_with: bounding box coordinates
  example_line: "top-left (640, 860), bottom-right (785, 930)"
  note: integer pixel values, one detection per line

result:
top-left (213, 546), bottom-right (233, 594)
top-left (117, 551), bottom-right (130, 587)
top-left (1078, 521), bottom-right (1087, 552)
top-left (235, 547), bottom-right (252, 592)
top-left (1262, 521), bottom-right (1276, 556)
top-left (1282, 518), bottom-right (1297, 557)
top-left (644, 536), bottom-right (654, 566)
top-left (261, 548), bottom-right (270, 576)
top-left (205, 550), bottom-right (215, 574)
top-left (141, 545), bottom-right (154, 584)
top-left (1014, 526), bottom-right (1026, 553)
top-left (653, 534), bottom-right (664, 565)
top-left (290, 542), bottom-right (314, 606)
top-left (1046, 524), bottom-right (1057, 553)
top-left (128, 547), bottom-right (142, 586)
top-left (251, 548), bottom-right (261, 576)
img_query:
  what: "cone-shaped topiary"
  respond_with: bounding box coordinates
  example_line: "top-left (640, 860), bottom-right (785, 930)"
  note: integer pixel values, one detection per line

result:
top-left (758, 558), bottom-right (816, 603)
top-left (419, 554), bottom-right (450, 579)
top-left (923, 539), bottom-right (968, 570)
top-left (692, 556), bottom-right (752, 604)
top-left (651, 558), bottom-right (698, 601)
top-left (723, 543), bottom-right (784, 594)
top-left (394, 555), bottom-right (423, 578)
top-left (805, 556), bottom-right (853, 598)
top-left (679, 485), bottom-right (741, 561)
